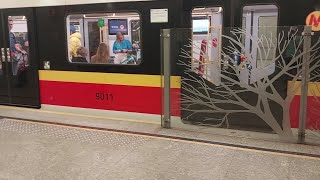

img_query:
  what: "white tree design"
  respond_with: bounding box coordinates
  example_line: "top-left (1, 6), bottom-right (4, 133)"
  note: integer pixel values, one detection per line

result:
top-left (178, 27), bottom-right (320, 141)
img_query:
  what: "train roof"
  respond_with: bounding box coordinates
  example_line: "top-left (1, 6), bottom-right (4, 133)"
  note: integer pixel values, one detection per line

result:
top-left (0, 0), bottom-right (152, 9)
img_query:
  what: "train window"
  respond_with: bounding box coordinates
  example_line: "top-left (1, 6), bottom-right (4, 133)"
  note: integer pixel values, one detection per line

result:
top-left (242, 5), bottom-right (278, 70)
top-left (66, 12), bottom-right (141, 65)
top-left (257, 16), bottom-right (278, 68)
top-left (130, 20), bottom-right (140, 44)
top-left (192, 7), bottom-right (223, 83)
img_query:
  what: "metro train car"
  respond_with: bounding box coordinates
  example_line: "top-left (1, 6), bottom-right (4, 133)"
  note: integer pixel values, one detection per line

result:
top-left (0, 0), bottom-right (319, 131)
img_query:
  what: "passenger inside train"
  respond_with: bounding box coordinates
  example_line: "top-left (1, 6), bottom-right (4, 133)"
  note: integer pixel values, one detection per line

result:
top-left (69, 25), bottom-right (82, 59)
top-left (113, 32), bottom-right (133, 64)
top-left (66, 12), bottom-right (141, 65)
top-left (71, 47), bottom-right (88, 63)
top-left (91, 43), bottom-right (112, 64)
top-left (8, 16), bottom-right (29, 77)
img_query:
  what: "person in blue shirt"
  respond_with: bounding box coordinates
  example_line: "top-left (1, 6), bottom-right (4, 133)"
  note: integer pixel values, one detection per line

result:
top-left (8, 18), bottom-right (21, 53)
top-left (113, 32), bottom-right (132, 54)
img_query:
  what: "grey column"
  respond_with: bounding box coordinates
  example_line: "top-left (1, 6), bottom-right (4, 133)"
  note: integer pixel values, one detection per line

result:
top-left (298, 26), bottom-right (312, 143)
top-left (161, 29), bottom-right (171, 128)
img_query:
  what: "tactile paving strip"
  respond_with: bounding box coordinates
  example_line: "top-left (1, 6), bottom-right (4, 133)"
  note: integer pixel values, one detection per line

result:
top-left (0, 119), bottom-right (150, 149)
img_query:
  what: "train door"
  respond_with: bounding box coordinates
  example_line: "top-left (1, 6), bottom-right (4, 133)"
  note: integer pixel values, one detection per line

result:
top-left (242, 5), bottom-right (278, 84)
top-left (0, 16), bottom-right (9, 104)
top-left (191, 7), bottom-right (223, 85)
top-left (0, 8), bottom-right (40, 107)
top-left (84, 18), bottom-right (107, 61)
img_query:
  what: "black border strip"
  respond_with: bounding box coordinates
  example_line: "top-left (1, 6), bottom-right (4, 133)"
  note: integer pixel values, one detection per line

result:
top-left (1, 115), bottom-right (320, 159)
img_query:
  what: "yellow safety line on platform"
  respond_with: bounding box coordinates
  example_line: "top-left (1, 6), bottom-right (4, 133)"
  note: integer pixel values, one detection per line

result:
top-left (0, 106), bottom-right (160, 125)
top-left (5, 117), bottom-right (320, 161)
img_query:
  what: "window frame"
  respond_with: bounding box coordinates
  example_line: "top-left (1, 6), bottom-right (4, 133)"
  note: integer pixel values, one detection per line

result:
top-left (240, 3), bottom-right (280, 30)
top-left (65, 10), bottom-right (143, 67)
top-left (241, 4), bottom-right (279, 69)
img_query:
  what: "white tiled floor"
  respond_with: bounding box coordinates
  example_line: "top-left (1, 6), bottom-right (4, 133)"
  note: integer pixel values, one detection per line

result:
top-left (0, 118), bottom-right (319, 179)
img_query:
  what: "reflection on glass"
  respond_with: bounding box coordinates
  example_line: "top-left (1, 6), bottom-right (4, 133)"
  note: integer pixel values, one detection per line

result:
top-left (67, 12), bottom-right (141, 65)
top-left (0, 61), bottom-right (2, 75)
top-left (0, 50), bottom-right (2, 75)
top-left (8, 16), bottom-right (29, 87)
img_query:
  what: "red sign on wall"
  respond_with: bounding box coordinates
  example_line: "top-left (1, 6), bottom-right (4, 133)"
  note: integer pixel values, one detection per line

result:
top-left (306, 11), bottom-right (320, 31)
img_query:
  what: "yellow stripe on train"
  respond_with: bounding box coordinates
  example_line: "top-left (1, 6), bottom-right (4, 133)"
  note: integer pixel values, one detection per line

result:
top-left (288, 81), bottom-right (320, 96)
top-left (39, 70), bottom-right (181, 88)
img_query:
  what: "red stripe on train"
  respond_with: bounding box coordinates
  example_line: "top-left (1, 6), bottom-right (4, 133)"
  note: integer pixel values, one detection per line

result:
top-left (40, 80), bottom-right (181, 116)
top-left (290, 95), bottom-right (320, 129)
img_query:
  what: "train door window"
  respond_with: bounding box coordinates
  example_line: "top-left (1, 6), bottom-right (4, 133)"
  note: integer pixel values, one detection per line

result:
top-left (66, 12), bottom-right (141, 65)
top-left (257, 16), bottom-right (278, 67)
top-left (131, 20), bottom-right (140, 43)
top-left (8, 16), bottom-right (29, 76)
top-left (86, 19), bottom-right (103, 61)
top-left (130, 20), bottom-right (141, 61)
top-left (242, 5), bottom-right (278, 83)
top-left (192, 7), bottom-right (223, 84)
top-left (242, 17), bottom-right (246, 44)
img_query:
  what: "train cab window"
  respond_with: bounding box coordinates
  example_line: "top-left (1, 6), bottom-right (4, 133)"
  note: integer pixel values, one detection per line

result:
top-left (242, 5), bottom-right (278, 70)
top-left (191, 7), bottom-right (223, 83)
top-left (66, 12), bottom-right (141, 65)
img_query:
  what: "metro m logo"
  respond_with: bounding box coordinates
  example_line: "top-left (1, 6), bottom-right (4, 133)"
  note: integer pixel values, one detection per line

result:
top-left (309, 14), bottom-right (320, 27)
top-left (306, 11), bottom-right (320, 31)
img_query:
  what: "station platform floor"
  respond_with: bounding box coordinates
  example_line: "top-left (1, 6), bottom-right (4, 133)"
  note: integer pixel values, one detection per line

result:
top-left (0, 105), bottom-right (320, 179)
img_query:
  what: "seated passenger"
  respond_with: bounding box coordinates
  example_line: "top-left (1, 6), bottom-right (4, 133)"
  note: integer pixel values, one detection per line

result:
top-left (91, 43), bottom-right (111, 64)
top-left (72, 47), bottom-right (88, 63)
top-left (113, 32), bottom-right (132, 54)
